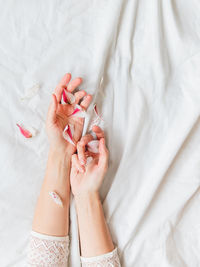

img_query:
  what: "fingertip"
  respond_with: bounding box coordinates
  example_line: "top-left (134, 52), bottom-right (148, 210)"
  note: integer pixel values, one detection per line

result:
top-left (100, 138), bottom-right (105, 147)
top-left (92, 125), bottom-right (101, 132)
top-left (87, 94), bottom-right (92, 100)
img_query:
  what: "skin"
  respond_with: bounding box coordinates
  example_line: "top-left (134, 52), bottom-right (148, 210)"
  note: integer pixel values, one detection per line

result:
top-left (32, 73), bottom-right (114, 258)
top-left (70, 126), bottom-right (114, 257)
top-left (32, 73), bottom-right (92, 236)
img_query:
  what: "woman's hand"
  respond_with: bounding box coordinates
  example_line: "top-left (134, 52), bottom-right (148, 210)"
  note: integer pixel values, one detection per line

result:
top-left (46, 73), bottom-right (92, 155)
top-left (70, 126), bottom-right (109, 197)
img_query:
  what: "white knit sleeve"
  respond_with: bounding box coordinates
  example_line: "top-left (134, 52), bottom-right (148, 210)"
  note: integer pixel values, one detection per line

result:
top-left (80, 248), bottom-right (121, 267)
top-left (27, 231), bottom-right (69, 267)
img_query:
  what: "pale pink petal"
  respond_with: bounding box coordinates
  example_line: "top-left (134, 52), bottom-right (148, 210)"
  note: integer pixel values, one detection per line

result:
top-left (62, 89), bottom-right (68, 103)
top-left (62, 89), bottom-right (75, 104)
top-left (93, 104), bottom-right (103, 120)
top-left (66, 91), bottom-right (75, 104)
top-left (49, 191), bottom-right (63, 207)
top-left (86, 156), bottom-right (93, 166)
top-left (69, 104), bottom-right (86, 118)
top-left (63, 124), bottom-right (75, 146)
top-left (21, 83), bottom-right (40, 100)
top-left (16, 124), bottom-right (32, 138)
top-left (87, 140), bottom-right (99, 153)
top-left (89, 116), bottom-right (102, 131)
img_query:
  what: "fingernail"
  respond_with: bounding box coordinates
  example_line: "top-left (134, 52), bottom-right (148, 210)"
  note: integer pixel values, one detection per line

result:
top-left (80, 159), bottom-right (85, 165)
top-left (80, 168), bottom-right (85, 173)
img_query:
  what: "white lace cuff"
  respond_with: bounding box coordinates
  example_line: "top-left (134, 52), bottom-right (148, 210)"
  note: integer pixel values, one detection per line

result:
top-left (27, 231), bottom-right (69, 267)
top-left (81, 248), bottom-right (121, 267)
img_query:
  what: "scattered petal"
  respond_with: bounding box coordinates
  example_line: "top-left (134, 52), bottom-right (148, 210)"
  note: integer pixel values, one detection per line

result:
top-left (63, 124), bottom-right (75, 146)
top-left (21, 83), bottom-right (40, 100)
top-left (87, 140), bottom-right (99, 153)
top-left (86, 156), bottom-right (93, 166)
top-left (69, 104), bottom-right (86, 118)
top-left (62, 89), bottom-right (75, 104)
top-left (49, 191), bottom-right (63, 207)
top-left (93, 104), bottom-right (103, 121)
top-left (16, 124), bottom-right (33, 138)
top-left (89, 117), bottom-right (102, 131)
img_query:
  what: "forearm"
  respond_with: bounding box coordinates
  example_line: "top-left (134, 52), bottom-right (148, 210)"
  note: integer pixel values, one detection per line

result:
top-left (75, 192), bottom-right (114, 257)
top-left (32, 148), bottom-right (71, 236)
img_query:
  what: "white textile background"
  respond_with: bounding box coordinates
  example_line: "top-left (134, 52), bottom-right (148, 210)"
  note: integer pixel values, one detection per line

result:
top-left (0, 1), bottom-right (200, 266)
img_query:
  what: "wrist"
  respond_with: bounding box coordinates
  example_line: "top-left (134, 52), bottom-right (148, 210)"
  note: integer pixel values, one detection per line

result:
top-left (49, 146), bottom-right (72, 162)
top-left (75, 191), bottom-right (100, 206)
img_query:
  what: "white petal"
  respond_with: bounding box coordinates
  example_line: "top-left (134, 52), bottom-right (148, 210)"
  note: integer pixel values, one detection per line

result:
top-left (49, 191), bottom-right (63, 207)
top-left (63, 124), bottom-right (75, 146)
top-left (66, 91), bottom-right (75, 104)
top-left (21, 83), bottom-right (40, 100)
top-left (69, 104), bottom-right (86, 118)
top-left (86, 156), bottom-right (93, 166)
top-left (87, 140), bottom-right (99, 153)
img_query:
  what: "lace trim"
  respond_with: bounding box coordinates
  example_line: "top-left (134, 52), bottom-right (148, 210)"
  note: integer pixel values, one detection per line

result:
top-left (81, 248), bottom-right (121, 267)
top-left (27, 231), bottom-right (69, 267)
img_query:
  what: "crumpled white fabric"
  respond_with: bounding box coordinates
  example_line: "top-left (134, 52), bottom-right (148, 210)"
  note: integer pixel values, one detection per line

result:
top-left (0, 0), bottom-right (200, 266)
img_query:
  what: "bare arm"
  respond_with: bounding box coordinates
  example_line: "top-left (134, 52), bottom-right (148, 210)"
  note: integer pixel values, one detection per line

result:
top-left (70, 127), bottom-right (115, 257)
top-left (32, 73), bottom-right (92, 236)
top-left (75, 191), bottom-right (114, 257)
top-left (32, 148), bottom-right (71, 236)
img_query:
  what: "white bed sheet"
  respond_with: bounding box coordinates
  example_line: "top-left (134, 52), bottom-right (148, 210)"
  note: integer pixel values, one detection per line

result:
top-left (0, 0), bottom-right (200, 266)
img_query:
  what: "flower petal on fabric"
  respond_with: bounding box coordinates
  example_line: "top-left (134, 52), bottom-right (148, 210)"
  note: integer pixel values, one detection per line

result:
top-left (62, 89), bottom-right (75, 104)
top-left (16, 124), bottom-right (33, 138)
top-left (21, 83), bottom-right (40, 100)
top-left (69, 104), bottom-right (86, 118)
top-left (63, 124), bottom-right (75, 146)
top-left (49, 191), bottom-right (63, 207)
top-left (87, 140), bottom-right (99, 153)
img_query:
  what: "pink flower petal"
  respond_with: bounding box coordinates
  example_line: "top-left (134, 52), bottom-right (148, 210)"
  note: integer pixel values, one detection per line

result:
top-left (62, 89), bottom-right (68, 103)
top-left (69, 104), bottom-right (86, 118)
top-left (49, 191), bottom-right (63, 207)
top-left (62, 89), bottom-right (75, 104)
top-left (87, 140), bottom-right (99, 153)
top-left (63, 124), bottom-right (75, 146)
top-left (93, 104), bottom-right (103, 121)
top-left (16, 124), bottom-right (32, 138)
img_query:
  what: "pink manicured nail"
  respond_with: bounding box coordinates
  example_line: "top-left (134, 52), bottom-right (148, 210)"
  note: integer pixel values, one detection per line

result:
top-left (80, 159), bottom-right (85, 165)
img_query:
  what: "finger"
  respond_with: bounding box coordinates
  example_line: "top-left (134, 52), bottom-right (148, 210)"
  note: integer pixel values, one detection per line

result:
top-left (80, 94), bottom-right (92, 110)
top-left (54, 73), bottom-right (71, 102)
top-left (77, 134), bottom-right (94, 165)
top-left (67, 77), bottom-right (82, 92)
top-left (98, 138), bottom-right (109, 171)
top-left (92, 125), bottom-right (105, 140)
top-left (47, 94), bottom-right (58, 124)
top-left (74, 90), bottom-right (86, 104)
top-left (71, 154), bottom-right (85, 173)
